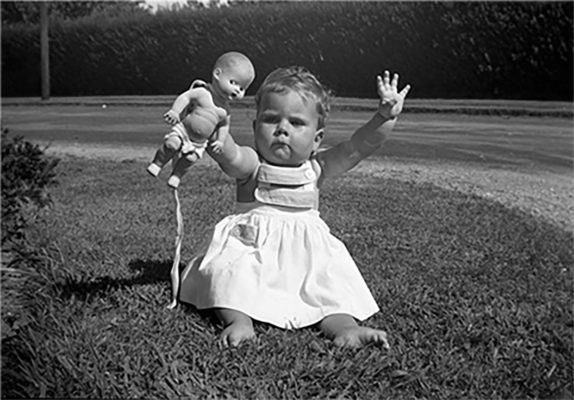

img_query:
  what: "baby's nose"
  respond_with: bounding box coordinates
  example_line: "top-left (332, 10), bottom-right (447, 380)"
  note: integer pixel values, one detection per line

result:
top-left (275, 120), bottom-right (289, 135)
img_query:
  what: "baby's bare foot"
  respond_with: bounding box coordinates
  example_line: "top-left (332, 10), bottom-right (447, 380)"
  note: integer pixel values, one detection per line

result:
top-left (219, 322), bottom-right (256, 347)
top-left (215, 308), bottom-right (255, 347)
top-left (332, 327), bottom-right (390, 349)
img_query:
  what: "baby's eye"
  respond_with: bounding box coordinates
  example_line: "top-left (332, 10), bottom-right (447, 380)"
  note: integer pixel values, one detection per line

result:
top-left (230, 80), bottom-right (237, 85)
top-left (260, 114), bottom-right (279, 124)
top-left (290, 118), bottom-right (306, 127)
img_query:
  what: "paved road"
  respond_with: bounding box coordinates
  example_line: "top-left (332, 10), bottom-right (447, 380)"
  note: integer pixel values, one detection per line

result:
top-left (2, 100), bottom-right (572, 173)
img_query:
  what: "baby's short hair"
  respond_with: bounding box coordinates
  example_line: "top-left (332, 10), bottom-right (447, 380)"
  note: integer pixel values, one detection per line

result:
top-left (255, 66), bottom-right (331, 129)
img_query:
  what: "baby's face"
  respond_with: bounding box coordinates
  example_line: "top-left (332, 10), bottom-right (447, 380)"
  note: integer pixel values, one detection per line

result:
top-left (214, 62), bottom-right (254, 101)
top-left (254, 89), bottom-right (323, 167)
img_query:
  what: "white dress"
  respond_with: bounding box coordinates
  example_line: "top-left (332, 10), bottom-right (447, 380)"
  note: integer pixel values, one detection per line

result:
top-left (179, 159), bottom-right (379, 329)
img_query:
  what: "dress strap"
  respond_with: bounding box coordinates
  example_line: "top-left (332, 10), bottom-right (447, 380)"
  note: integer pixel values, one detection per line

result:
top-left (257, 162), bottom-right (316, 186)
top-left (254, 161), bottom-right (319, 209)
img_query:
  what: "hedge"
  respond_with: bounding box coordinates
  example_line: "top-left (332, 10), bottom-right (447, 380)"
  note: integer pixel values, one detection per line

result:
top-left (1, 2), bottom-right (572, 100)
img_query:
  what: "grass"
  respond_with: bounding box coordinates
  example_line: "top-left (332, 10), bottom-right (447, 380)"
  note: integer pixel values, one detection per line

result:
top-left (1, 157), bottom-right (573, 399)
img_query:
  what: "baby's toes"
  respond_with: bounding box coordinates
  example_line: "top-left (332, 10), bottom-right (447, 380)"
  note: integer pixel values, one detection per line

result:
top-left (332, 328), bottom-right (390, 349)
top-left (370, 330), bottom-right (390, 349)
top-left (219, 326), bottom-right (255, 348)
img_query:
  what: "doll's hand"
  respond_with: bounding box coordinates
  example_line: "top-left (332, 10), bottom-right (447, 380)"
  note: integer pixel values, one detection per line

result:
top-left (210, 140), bottom-right (224, 154)
top-left (163, 110), bottom-right (180, 125)
top-left (377, 70), bottom-right (411, 120)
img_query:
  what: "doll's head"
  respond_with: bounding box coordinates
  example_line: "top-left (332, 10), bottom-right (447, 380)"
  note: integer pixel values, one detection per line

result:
top-left (253, 66), bottom-right (332, 167)
top-left (212, 52), bottom-right (255, 101)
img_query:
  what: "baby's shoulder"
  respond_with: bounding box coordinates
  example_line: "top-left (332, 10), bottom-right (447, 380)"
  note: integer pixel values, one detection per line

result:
top-left (308, 156), bottom-right (326, 186)
top-left (309, 157), bottom-right (323, 176)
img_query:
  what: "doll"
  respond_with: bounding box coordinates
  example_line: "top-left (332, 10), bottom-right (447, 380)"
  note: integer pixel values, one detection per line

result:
top-left (146, 51), bottom-right (255, 188)
top-left (147, 52), bottom-right (255, 309)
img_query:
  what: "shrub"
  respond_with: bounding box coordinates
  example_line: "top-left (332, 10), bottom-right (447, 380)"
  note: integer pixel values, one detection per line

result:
top-left (1, 128), bottom-right (59, 247)
top-left (1, 2), bottom-right (572, 99)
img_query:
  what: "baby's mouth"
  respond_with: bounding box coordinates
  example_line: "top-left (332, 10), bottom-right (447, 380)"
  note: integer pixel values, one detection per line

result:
top-left (271, 141), bottom-right (291, 154)
top-left (272, 141), bottom-right (289, 148)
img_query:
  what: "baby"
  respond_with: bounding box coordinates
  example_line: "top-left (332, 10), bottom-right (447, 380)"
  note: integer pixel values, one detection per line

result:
top-left (146, 51), bottom-right (255, 188)
top-left (179, 66), bottom-right (410, 348)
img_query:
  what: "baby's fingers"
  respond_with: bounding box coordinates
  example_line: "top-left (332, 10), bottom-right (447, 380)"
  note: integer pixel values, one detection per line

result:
top-left (376, 75), bottom-right (384, 95)
top-left (391, 73), bottom-right (399, 90)
top-left (377, 71), bottom-right (392, 95)
top-left (383, 70), bottom-right (391, 86)
top-left (400, 84), bottom-right (411, 99)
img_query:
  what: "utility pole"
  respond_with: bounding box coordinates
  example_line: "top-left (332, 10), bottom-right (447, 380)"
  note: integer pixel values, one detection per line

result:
top-left (40, 2), bottom-right (50, 100)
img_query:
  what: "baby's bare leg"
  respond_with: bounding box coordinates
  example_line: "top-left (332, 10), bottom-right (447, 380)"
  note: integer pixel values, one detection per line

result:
top-left (320, 314), bottom-right (390, 349)
top-left (215, 308), bottom-right (256, 347)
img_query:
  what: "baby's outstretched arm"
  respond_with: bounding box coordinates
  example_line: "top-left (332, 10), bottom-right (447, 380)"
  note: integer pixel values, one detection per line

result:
top-left (206, 127), bottom-right (258, 180)
top-left (210, 116), bottom-right (230, 154)
top-left (318, 70), bottom-right (410, 179)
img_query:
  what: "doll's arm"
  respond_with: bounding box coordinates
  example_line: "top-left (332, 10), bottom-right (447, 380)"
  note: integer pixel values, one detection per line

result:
top-left (163, 88), bottom-right (205, 124)
top-left (318, 71), bottom-right (410, 179)
top-left (210, 116), bottom-right (230, 154)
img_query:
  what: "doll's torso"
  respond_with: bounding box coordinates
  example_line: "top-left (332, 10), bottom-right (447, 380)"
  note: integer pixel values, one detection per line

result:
top-left (181, 81), bottom-right (229, 141)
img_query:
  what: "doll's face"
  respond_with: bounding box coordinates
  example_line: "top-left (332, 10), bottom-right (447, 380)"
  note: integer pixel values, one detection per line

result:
top-left (253, 89), bottom-right (324, 167)
top-left (213, 61), bottom-right (255, 101)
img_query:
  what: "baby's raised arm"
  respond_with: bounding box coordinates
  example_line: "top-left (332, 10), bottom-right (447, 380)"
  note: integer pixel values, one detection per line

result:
top-left (318, 71), bottom-right (410, 179)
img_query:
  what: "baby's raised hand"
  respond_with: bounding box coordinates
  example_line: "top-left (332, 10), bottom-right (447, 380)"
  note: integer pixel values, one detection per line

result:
top-left (377, 70), bottom-right (411, 120)
top-left (163, 109), bottom-right (180, 125)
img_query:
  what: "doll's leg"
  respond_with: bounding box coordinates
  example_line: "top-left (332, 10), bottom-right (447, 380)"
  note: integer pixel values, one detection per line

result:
top-left (167, 151), bottom-right (199, 188)
top-left (215, 308), bottom-right (256, 347)
top-left (147, 135), bottom-right (182, 176)
top-left (320, 314), bottom-right (390, 349)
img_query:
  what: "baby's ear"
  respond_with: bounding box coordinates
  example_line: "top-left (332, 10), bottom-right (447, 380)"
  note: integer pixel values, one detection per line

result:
top-left (213, 67), bottom-right (222, 80)
top-left (313, 128), bottom-right (324, 150)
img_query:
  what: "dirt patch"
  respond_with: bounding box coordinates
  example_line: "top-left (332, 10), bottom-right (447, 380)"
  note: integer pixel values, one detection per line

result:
top-left (356, 158), bottom-right (573, 232)
top-left (41, 142), bottom-right (161, 163)
top-left (44, 142), bottom-right (573, 232)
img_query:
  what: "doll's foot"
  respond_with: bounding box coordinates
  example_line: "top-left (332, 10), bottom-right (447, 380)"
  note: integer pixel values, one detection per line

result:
top-left (167, 299), bottom-right (177, 309)
top-left (332, 326), bottom-right (390, 349)
top-left (146, 163), bottom-right (161, 177)
top-left (167, 175), bottom-right (181, 188)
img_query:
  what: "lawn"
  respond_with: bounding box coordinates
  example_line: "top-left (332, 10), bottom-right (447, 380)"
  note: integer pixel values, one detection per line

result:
top-left (1, 100), bottom-right (573, 399)
top-left (2, 155), bottom-right (572, 399)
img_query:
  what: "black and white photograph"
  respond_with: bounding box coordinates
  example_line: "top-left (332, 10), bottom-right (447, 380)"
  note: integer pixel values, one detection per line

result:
top-left (1, 0), bottom-right (572, 398)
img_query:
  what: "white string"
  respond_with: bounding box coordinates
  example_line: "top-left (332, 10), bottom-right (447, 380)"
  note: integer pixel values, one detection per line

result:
top-left (167, 187), bottom-right (184, 309)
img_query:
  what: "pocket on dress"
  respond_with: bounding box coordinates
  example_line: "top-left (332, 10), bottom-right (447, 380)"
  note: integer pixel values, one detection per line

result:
top-left (230, 223), bottom-right (258, 247)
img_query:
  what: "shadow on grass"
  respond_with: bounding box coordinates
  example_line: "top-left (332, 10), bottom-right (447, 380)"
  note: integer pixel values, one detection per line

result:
top-left (54, 259), bottom-right (178, 300)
